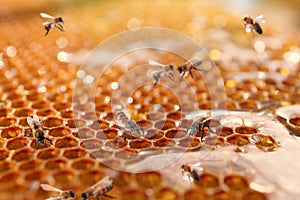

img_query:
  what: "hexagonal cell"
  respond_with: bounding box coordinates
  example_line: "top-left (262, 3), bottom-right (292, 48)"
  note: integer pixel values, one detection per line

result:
top-left (0, 149), bottom-right (10, 161)
top-left (89, 119), bottom-right (110, 130)
top-left (239, 100), bottom-right (258, 109)
top-left (96, 128), bottom-right (118, 140)
top-left (37, 148), bottom-right (60, 160)
top-left (95, 103), bottom-right (111, 112)
top-left (0, 172), bottom-right (20, 183)
top-left (49, 127), bottom-right (72, 137)
top-left (215, 126), bottom-right (234, 137)
top-left (13, 108), bottom-right (33, 117)
top-left (6, 137), bottom-right (28, 150)
top-left (146, 111), bottom-right (164, 121)
top-left (121, 188), bottom-right (147, 200)
top-left (55, 136), bottom-right (78, 148)
top-left (18, 117), bottom-right (30, 126)
top-left (115, 148), bottom-right (139, 160)
top-left (136, 119), bottom-right (152, 129)
top-left (223, 175), bottom-right (249, 191)
top-left (60, 109), bottom-right (77, 118)
top-left (18, 159), bottom-right (42, 171)
top-left (167, 111), bottom-right (184, 120)
top-left (90, 149), bottom-right (113, 159)
top-left (0, 161), bottom-right (14, 173)
top-left (235, 126), bottom-right (258, 134)
top-left (11, 99), bottom-right (29, 108)
top-left (155, 187), bottom-right (178, 200)
top-left (183, 189), bottom-right (208, 200)
top-left (29, 138), bottom-right (52, 150)
top-left (42, 117), bottom-right (63, 128)
top-left (242, 190), bottom-right (268, 200)
top-left (26, 91), bottom-right (44, 101)
top-left (178, 136), bottom-right (201, 149)
top-left (0, 117), bottom-right (17, 127)
top-left (179, 119), bottom-right (193, 128)
top-left (145, 129), bottom-right (164, 140)
top-left (66, 118), bottom-right (86, 128)
top-left (45, 159), bottom-right (67, 170)
top-left (113, 172), bottom-right (132, 187)
top-left (102, 112), bottom-right (115, 121)
top-left (63, 148), bottom-right (87, 159)
top-left (195, 173), bottom-right (219, 189)
top-left (36, 108), bottom-right (57, 116)
top-left (129, 139), bottom-right (152, 149)
top-left (204, 136), bottom-right (225, 146)
top-left (212, 190), bottom-right (237, 200)
top-left (53, 170), bottom-right (75, 185)
top-left (155, 119), bottom-right (176, 130)
top-left (77, 127), bottom-right (95, 139)
top-left (31, 100), bottom-right (50, 109)
top-left (135, 171), bottom-right (162, 188)
top-left (153, 137), bottom-right (176, 147)
top-left (71, 158), bottom-right (95, 170)
top-left (78, 170), bottom-right (104, 186)
top-left (24, 170), bottom-right (46, 181)
top-left (226, 134), bottom-right (250, 146)
top-left (12, 148), bottom-right (34, 162)
top-left (53, 101), bottom-right (71, 111)
top-left (165, 128), bottom-right (187, 139)
top-left (82, 111), bottom-right (100, 120)
top-left (0, 108), bottom-right (11, 117)
top-left (251, 134), bottom-right (278, 151)
top-left (80, 139), bottom-right (103, 150)
top-left (290, 117), bottom-right (300, 126)
top-left (5, 91), bottom-right (23, 100)
top-left (1, 126), bottom-right (22, 138)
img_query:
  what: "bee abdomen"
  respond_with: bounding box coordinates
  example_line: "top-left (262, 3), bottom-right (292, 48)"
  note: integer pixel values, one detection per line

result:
top-left (254, 23), bottom-right (263, 34)
top-left (192, 170), bottom-right (200, 182)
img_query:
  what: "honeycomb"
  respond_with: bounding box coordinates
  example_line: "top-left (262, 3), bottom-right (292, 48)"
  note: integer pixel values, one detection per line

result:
top-left (1, 0), bottom-right (300, 199)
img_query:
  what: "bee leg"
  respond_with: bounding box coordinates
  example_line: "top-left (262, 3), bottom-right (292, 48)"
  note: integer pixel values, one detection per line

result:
top-left (180, 71), bottom-right (186, 80)
top-left (46, 138), bottom-right (53, 145)
top-left (200, 129), bottom-right (205, 142)
top-left (102, 194), bottom-right (116, 199)
top-left (34, 140), bottom-right (37, 150)
top-left (166, 74), bottom-right (175, 81)
top-left (123, 132), bottom-right (127, 143)
top-left (55, 24), bottom-right (65, 32)
top-left (189, 70), bottom-right (194, 79)
top-left (208, 126), bottom-right (215, 134)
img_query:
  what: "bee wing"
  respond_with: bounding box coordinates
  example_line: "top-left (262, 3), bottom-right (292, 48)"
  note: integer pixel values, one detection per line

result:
top-left (41, 184), bottom-right (63, 193)
top-left (27, 116), bottom-right (34, 127)
top-left (84, 176), bottom-right (112, 192)
top-left (120, 101), bottom-right (131, 119)
top-left (33, 114), bottom-right (40, 122)
top-left (254, 15), bottom-right (265, 23)
top-left (40, 13), bottom-right (54, 19)
top-left (148, 60), bottom-right (165, 67)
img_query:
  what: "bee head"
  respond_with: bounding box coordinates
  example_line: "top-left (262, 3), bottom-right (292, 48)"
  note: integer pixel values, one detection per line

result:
top-left (169, 65), bottom-right (174, 70)
top-left (81, 193), bottom-right (87, 200)
top-left (178, 67), bottom-right (183, 73)
top-left (58, 17), bottom-right (64, 23)
top-left (69, 190), bottom-right (76, 198)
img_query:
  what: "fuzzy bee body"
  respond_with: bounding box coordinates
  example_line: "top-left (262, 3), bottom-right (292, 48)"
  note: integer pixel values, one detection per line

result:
top-left (243, 15), bottom-right (265, 35)
top-left (187, 117), bottom-right (215, 141)
top-left (41, 184), bottom-right (76, 200)
top-left (177, 59), bottom-right (203, 79)
top-left (181, 164), bottom-right (201, 182)
top-left (40, 13), bottom-right (64, 36)
top-left (81, 176), bottom-right (115, 200)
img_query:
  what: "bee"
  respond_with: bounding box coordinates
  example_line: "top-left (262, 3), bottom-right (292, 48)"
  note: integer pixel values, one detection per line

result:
top-left (181, 164), bottom-right (202, 183)
top-left (26, 114), bottom-right (52, 149)
top-left (40, 13), bottom-right (65, 36)
top-left (115, 102), bottom-right (144, 142)
top-left (187, 117), bottom-right (215, 141)
top-left (81, 176), bottom-right (116, 199)
top-left (177, 59), bottom-right (203, 79)
top-left (148, 60), bottom-right (175, 86)
top-left (41, 184), bottom-right (76, 200)
top-left (243, 15), bottom-right (265, 35)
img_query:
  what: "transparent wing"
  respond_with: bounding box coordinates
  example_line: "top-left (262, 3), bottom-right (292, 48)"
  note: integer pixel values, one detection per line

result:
top-left (33, 114), bottom-right (40, 122)
top-left (41, 184), bottom-right (63, 193)
top-left (254, 15), bottom-right (265, 23)
top-left (27, 117), bottom-right (34, 127)
top-left (85, 176), bottom-right (112, 192)
top-left (120, 101), bottom-right (131, 119)
top-left (40, 13), bottom-right (54, 19)
top-left (148, 60), bottom-right (165, 67)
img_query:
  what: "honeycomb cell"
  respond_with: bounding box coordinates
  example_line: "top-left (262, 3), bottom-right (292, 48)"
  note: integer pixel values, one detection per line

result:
top-left (195, 173), bottom-right (219, 188)
top-left (45, 159), bottom-right (67, 170)
top-left (24, 170), bottom-right (46, 181)
top-left (290, 117), bottom-right (300, 126)
top-left (66, 118), bottom-right (86, 128)
top-left (226, 134), bottom-right (250, 146)
top-left (53, 170), bottom-right (75, 185)
top-left (155, 119), bottom-right (176, 130)
top-left (129, 139), bottom-right (152, 149)
top-left (115, 148), bottom-right (139, 160)
top-left (167, 111), bottom-right (184, 120)
top-left (136, 119), bottom-right (152, 129)
top-left (0, 117), bottom-right (17, 127)
top-left (90, 149), bottom-right (113, 159)
top-left (224, 175), bottom-right (249, 191)
top-left (235, 126), bottom-right (258, 134)
top-left (95, 103), bottom-right (111, 112)
top-left (63, 148), bottom-right (87, 159)
top-left (60, 109), bottom-right (76, 118)
top-left (204, 136), bottom-right (225, 146)
top-left (89, 119), bottom-right (110, 130)
top-left (36, 147), bottom-right (59, 160)
top-left (106, 137), bottom-right (128, 149)
top-left (155, 187), bottom-right (178, 200)
top-left (215, 126), bottom-right (234, 137)
top-left (146, 111), bottom-right (164, 121)
top-left (19, 159), bottom-right (42, 170)
top-left (0, 149), bottom-right (9, 161)
top-left (183, 190), bottom-right (208, 200)
top-left (78, 170), bottom-right (104, 186)
top-left (153, 137), bottom-right (176, 147)
top-left (0, 161), bottom-right (14, 173)
top-left (13, 108), bottom-right (33, 117)
top-left (36, 108), bottom-right (57, 116)
top-left (53, 101), bottom-right (71, 111)
top-left (136, 172), bottom-right (162, 188)
top-left (0, 172), bottom-right (20, 183)
top-left (29, 138), bottom-right (53, 149)
top-left (77, 127), bottom-right (95, 139)
top-left (242, 190), bottom-right (268, 200)
top-left (80, 139), bottom-right (103, 149)
top-left (18, 117), bottom-right (30, 126)
top-left (179, 119), bottom-right (193, 128)
top-left (1, 126), bottom-right (22, 138)
top-left (97, 128), bottom-right (118, 140)
top-left (0, 108), bottom-right (10, 117)
top-left (55, 136), bottom-right (78, 148)
top-left (178, 136), bottom-right (201, 149)
top-left (82, 111), bottom-right (100, 120)
top-left (31, 100), bottom-right (50, 109)
top-left (252, 134), bottom-right (278, 151)
top-left (71, 158), bottom-right (95, 170)
top-left (121, 188), bottom-right (147, 200)
top-left (11, 99), bottom-right (29, 108)
top-left (12, 148), bottom-right (34, 162)
top-left (103, 112), bottom-right (115, 121)
top-left (42, 117), bottom-right (63, 128)
top-left (6, 91), bottom-right (23, 100)
top-left (239, 100), bottom-right (258, 109)
top-left (165, 128), bottom-right (187, 139)
top-left (6, 137), bottom-right (28, 150)
top-left (113, 172), bottom-right (132, 187)
top-left (26, 91), bottom-right (44, 101)
top-left (212, 190), bottom-right (237, 200)
top-left (49, 127), bottom-right (71, 137)
top-left (145, 129), bottom-right (164, 140)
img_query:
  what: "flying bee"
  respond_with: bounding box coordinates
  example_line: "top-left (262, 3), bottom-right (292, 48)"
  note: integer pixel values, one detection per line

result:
top-left (181, 164), bottom-right (203, 184)
top-left (243, 15), bottom-right (265, 35)
top-left (40, 13), bottom-right (65, 36)
top-left (115, 102), bottom-right (144, 142)
top-left (148, 60), bottom-right (175, 86)
top-left (81, 176), bottom-right (116, 200)
top-left (177, 59), bottom-right (203, 79)
top-left (187, 117), bottom-right (215, 141)
top-left (27, 114), bottom-right (52, 149)
top-left (41, 184), bottom-right (76, 200)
